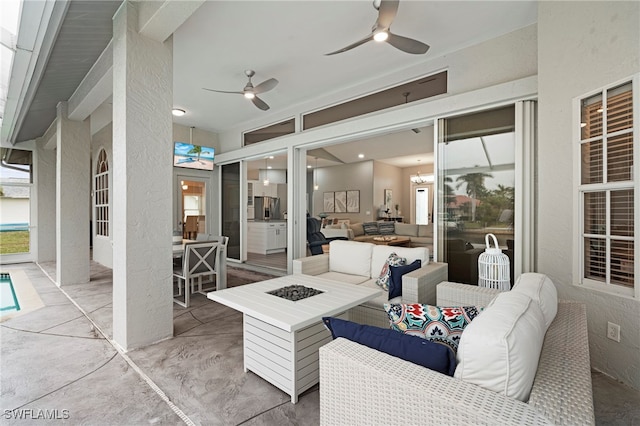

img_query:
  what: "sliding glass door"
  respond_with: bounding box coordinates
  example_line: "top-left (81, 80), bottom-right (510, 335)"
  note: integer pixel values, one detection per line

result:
top-left (437, 105), bottom-right (516, 286)
top-left (221, 162), bottom-right (241, 260)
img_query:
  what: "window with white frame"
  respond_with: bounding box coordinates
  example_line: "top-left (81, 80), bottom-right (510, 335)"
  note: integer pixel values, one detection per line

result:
top-left (577, 79), bottom-right (636, 296)
top-left (94, 149), bottom-right (109, 237)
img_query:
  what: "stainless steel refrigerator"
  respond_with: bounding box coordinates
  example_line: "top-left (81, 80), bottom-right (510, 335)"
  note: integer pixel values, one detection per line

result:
top-left (254, 196), bottom-right (280, 220)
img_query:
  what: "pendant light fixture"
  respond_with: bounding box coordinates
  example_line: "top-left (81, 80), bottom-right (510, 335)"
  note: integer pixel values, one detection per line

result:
top-left (263, 157), bottom-right (269, 186)
top-left (313, 157), bottom-right (319, 191)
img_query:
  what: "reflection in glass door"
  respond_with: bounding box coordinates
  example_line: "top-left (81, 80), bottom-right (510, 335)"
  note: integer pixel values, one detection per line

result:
top-left (221, 163), bottom-right (241, 260)
top-left (437, 105), bottom-right (516, 286)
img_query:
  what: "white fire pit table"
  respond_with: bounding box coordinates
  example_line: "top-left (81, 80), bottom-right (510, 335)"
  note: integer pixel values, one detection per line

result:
top-left (207, 274), bottom-right (381, 403)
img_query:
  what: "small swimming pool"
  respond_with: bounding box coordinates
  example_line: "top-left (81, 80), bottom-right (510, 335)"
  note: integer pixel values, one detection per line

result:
top-left (1, 272), bottom-right (21, 314)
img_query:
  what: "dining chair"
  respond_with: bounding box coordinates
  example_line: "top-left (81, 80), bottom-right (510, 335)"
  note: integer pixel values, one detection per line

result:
top-left (173, 241), bottom-right (219, 308)
top-left (194, 234), bottom-right (228, 289)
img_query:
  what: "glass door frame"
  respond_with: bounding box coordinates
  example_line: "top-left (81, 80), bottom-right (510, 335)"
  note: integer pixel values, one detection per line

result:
top-left (434, 100), bottom-right (537, 282)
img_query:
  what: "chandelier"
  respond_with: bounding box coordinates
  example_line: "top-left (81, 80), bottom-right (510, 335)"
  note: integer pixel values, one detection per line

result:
top-left (410, 173), bottom-right (434, 184)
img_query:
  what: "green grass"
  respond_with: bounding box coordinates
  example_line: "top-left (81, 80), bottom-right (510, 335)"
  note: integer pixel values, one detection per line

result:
top-left (0, 231), bottom-right (30, 254)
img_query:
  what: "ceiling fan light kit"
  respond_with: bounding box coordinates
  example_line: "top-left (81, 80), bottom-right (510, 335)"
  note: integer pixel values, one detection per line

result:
top-left (326, 0), bottom-right (429, 56)
top-left (203, 69), bottom-right (278, 111)
top-left (202, 1), bottom-right (428, 114)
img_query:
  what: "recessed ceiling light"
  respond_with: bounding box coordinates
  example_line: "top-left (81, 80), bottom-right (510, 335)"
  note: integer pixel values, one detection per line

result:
top-left (358, 154), bottom-right (364, 159)
top-left (307, 165), bottom-right (312, 169)
top-left (172, 108), bottom-right (186, 116)
top-left (267, 166), bottom-right (272, 170)
top-left (268, 156), bottom-right (274, 159)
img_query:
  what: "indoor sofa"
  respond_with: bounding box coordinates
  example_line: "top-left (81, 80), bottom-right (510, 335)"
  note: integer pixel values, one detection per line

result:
top-left (322, 221), bottom-right (433, 249)
top-left (319, 275), bottom-right (594, 425)
top-left (293, 240), bottom-right (447, 328)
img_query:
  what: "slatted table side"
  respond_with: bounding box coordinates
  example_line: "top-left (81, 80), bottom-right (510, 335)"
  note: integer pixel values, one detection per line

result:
top-left (243, 311), bottom-right (348, 403)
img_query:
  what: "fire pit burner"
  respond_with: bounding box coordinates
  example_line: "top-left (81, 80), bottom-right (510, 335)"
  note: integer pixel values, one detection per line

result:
top-left (267, 285), bottom-right (324, 301)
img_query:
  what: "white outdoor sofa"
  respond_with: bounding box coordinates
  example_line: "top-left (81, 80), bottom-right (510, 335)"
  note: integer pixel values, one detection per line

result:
top-left (319, 279), bottom-right (595, 426)
top-left (293, 240), bottom-right (448, 328)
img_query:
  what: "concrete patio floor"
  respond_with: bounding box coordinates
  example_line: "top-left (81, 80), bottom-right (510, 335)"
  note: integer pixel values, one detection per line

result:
top-left (1, 261), bottom-right (639, 425)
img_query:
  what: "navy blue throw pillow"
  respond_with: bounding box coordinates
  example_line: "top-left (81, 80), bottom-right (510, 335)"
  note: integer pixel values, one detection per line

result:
top-left (388, 259), bottom-right (422, 299)
top-left (322, 316), bottom-right (456, 376)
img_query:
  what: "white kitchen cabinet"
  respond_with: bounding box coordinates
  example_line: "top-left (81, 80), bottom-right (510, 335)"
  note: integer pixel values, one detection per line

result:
top-left (252, 181), bottom-right (278, 198)
top-left (247, 221), bottom-right (287, 254)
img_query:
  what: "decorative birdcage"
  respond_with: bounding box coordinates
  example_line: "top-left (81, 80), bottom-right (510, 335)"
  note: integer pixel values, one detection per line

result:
top-left (478, 233), bottom-right (511, 291)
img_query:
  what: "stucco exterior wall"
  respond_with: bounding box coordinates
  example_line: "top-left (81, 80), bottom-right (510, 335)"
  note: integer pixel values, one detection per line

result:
top-left (537, 1), bottom-right (640, 390)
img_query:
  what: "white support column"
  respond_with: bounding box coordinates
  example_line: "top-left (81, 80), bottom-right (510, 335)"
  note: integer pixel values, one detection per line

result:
top-left (112, 1), bottom-right (173, 350)
top-left (56, 102), bottom-right (90, 285)
top-left (37, 135), bottom-right (57, 262)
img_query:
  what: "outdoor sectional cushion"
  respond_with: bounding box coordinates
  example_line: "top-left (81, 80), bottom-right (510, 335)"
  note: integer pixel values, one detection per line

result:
top-left (322, 316), bottom-right (457, 376)
top-left (369, 245), bottom-right (428, 280)
top-left (317, 271), bottom-right (369, 285)
top-left (511, 273), bottom-right (558, 329)
top-left (329, 240), bottom-right (373, 277)
top-left (454, 291), bottom-right (546, 402)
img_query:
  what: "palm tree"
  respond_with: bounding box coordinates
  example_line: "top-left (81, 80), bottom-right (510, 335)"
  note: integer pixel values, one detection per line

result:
top-left (456, 170), bottom-right (493, 221)
top-left (187, 145), bottom-right (203, 162)
top-left (443, 176), bottom-right (456, 207)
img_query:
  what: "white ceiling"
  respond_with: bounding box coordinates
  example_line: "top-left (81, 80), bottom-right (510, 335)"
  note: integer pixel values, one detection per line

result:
top-left (172, 1), bottom-right (537, 134)
top-left (5, 0), bottom-right (537, 164)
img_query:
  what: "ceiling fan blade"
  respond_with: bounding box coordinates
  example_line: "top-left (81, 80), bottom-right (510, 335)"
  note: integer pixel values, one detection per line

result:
top-left (253, 78), bottom-right (279, 94)
top-left (202, 88), bottom-right (244, 95)
top-left (376, 0), bottom-right (399, 29)
top-left (386, 32), bottom-right (430, 54)
top-left (252, 96), bottom-right (270, 111)
top-left (325, 33), bottom-right (374, 55)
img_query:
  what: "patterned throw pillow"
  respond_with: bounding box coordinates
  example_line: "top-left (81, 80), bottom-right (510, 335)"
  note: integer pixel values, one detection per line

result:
top-left (362, 222), bottom-right (379, 235)
top-left (384, 303), bottom-right (482, 353)
top-left (375, 253), bottom-right (406, 290)
top-left (378, 221), bottom-right (395, 235)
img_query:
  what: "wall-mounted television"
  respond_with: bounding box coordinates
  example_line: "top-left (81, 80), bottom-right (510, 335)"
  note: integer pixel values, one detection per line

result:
top-left (173, 142), bottom-right (215, 170)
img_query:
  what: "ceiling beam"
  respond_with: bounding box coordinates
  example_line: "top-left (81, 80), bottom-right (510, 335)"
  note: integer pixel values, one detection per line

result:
top-left (138, 0), bottom-right (205, 43)
top-left (67, 41), bottom-right (113, 122)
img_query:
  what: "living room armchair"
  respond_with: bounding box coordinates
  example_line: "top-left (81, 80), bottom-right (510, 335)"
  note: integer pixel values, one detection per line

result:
top-left (306, 217), bottom-right (347, 255)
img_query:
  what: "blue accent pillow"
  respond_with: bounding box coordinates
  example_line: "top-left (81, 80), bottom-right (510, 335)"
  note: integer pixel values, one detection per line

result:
top-left (388, 259), bottom-right (422, 299)
top-left (322, 317), bottom-right (456, 376)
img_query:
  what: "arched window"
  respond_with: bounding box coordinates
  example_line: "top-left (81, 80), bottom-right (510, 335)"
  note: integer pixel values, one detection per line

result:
top-left (94, 149), bottom-right (109, 237)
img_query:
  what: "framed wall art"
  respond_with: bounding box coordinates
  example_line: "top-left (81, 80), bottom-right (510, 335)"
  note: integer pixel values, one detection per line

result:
top-left (384, 189), bottom-right (393, 211)
top-left (334, 191), bottom-right (347, 213)
top-left (323, 192), bottom-right (335, 213)
top-left (347, 190), bottom-right (360, 213)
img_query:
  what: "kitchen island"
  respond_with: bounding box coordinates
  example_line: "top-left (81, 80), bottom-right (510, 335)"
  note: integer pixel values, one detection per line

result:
top-left (247, 220), bottom-right (287, 254)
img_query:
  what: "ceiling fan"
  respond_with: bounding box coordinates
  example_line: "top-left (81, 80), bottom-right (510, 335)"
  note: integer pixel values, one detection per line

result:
top-left (326, 0), bottom-right (429, 56)
top-left (203, 70), bottom-right (278, 111)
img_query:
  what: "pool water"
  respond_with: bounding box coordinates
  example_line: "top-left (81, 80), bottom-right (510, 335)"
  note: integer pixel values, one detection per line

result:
top-left (0, 273), bottom-right (21, 314)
